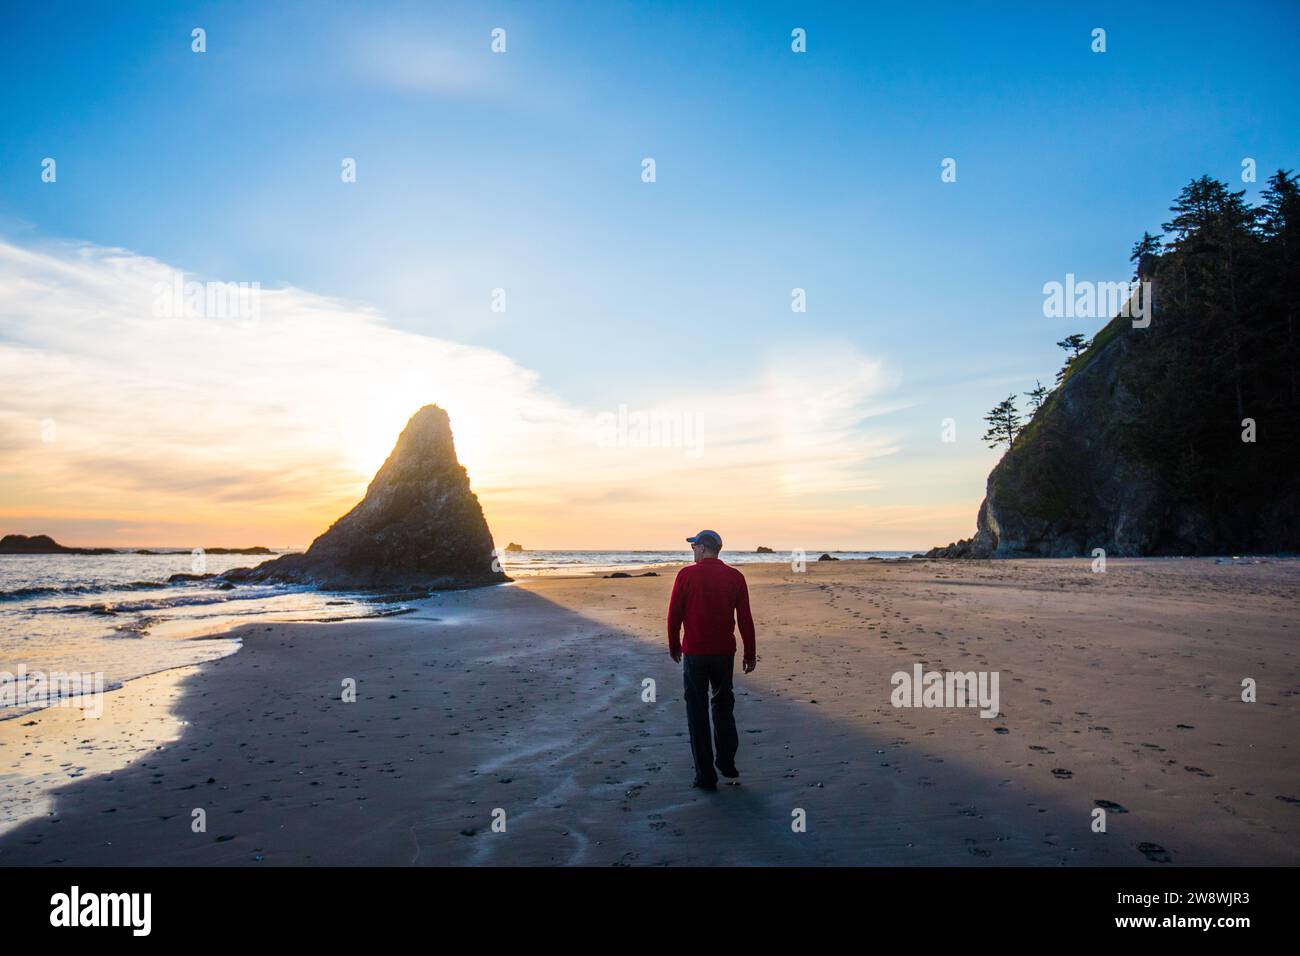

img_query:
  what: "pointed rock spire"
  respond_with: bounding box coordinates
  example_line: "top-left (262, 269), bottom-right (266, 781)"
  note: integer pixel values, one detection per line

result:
top-left (230, 406), bottom-right (508, 589)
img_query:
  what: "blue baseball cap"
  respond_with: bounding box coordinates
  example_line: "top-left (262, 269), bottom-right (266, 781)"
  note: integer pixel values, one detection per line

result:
top-left (686, 529), bottom-right (722, 550)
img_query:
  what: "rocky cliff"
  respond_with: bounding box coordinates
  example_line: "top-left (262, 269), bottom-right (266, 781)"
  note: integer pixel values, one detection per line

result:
top-left (930, 174), bottom-right (1300, 558)
top-left (931, 298), bottom-right (1300, 557)
top-left (931, 312), bottom-right (1181, 557)
top-left (227, 406), bottom-right (508, 588)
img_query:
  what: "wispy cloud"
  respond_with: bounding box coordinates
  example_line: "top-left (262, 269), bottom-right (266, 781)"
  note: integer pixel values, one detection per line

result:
top-left (351, 32), bottom-right (498, 97)
top-left (0, 238), bottom-right (912, 548)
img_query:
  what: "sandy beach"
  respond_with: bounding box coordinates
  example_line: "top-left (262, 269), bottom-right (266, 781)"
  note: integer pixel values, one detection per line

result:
top-left (1, 558), bottom-right (1296, 866)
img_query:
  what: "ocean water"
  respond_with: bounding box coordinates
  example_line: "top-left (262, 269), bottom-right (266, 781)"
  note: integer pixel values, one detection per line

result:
top-left (0, 551), bottom-right (411, 720)
top-left (497, 549), bottom-right (916, 576)
top-left (0, 548), bottom-right (913, 720)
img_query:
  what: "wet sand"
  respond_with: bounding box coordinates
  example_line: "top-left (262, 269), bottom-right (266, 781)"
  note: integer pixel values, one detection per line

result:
top-left (1, 558), bottom-right (1296, 865)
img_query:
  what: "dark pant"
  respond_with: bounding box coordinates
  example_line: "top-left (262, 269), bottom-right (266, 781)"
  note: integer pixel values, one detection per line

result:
top-left (682, 653), bottom-right (739, 785)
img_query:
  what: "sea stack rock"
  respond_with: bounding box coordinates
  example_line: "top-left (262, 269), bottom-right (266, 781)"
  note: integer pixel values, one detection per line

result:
top-left (228, 406), bottom-right (508, 589)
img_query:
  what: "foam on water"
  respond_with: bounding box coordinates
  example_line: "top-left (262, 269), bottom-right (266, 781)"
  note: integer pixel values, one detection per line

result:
top-left (0, 551), bottom-right (410, 720)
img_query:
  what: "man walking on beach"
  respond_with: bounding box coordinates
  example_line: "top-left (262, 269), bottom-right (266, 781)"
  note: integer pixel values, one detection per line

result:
top-left (667, 530), bottom-right (757, 791)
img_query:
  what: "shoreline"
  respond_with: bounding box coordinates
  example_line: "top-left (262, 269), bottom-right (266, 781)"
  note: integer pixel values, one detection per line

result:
top-left (2, 558), bottom-right (1296, 865)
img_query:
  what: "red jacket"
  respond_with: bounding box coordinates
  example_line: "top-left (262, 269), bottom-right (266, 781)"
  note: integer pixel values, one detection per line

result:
top-left (667, 557), bottom-right (757, 659)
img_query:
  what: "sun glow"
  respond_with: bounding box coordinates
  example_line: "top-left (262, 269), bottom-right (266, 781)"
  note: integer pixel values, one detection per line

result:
top-left (0, 239), bottom-right (959, 551)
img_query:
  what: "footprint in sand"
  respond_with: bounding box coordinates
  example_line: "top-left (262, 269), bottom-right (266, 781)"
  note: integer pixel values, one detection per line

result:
top-left (1051, 768), bottom-right (1073, 779)
top-left (1094, 799), bottom-right (1128, 813)
top-left (1137, 842), bottom-right (1171, 863)
top-left (1184, 766), bottom-right (1213, 777)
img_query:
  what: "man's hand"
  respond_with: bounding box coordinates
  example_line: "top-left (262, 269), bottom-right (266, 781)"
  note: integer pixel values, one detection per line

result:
top-left (670, 649), bottom-right (681, 664)
top-left (743, 657), bottom-right (756, 674)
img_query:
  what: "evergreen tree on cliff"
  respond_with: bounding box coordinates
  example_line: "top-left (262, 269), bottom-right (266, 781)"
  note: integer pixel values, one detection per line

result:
top-left (1130, 231), bottom-right (1163, 279)
top-left (1162, 176), bottom-right (1259, 421)
top-left (1054, 334), bottom-right (1091, 384)
top-left (1024, 380), bottom-right (1048, 415)
top-left (981, 395), bottom-right (1021, 450)
top-left (1257, 170), bottom-right (1300, 407)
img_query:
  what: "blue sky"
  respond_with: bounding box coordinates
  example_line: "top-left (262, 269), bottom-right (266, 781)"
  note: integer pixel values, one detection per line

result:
top-left (1, 1), bottom-right (1298, 548)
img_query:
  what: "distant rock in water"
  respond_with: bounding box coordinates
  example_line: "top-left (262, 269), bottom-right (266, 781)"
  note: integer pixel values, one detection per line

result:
top-left (0, 534), bottom-right (116, 555)
top-left (817, 553), bottom-right (839, 562)
top-left (755, 545), bottom-right (774, 553)
top-left (504, 542), bottom-right (523, 552)
top-left (0, 536), bottom-right (272, 556)
top-left (226, 406), bottom-right (509, 589)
